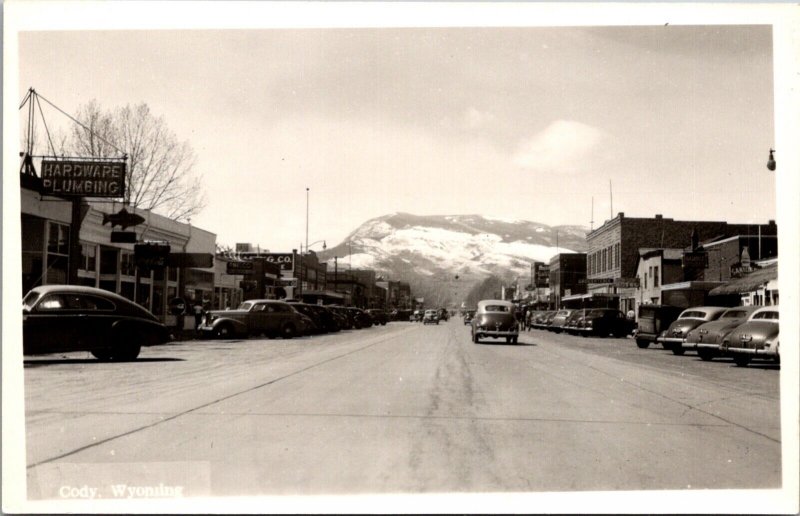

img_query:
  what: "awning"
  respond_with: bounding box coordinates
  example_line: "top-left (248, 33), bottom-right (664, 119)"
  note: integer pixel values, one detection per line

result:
top-left (709, 264), bottom-right (778, 296)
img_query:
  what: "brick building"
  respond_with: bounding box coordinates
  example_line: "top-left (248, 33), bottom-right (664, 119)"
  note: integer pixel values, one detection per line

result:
top-left (548, 253), bottom-right (587, 308)
top-left (586, 213), bottom-right (777, 312)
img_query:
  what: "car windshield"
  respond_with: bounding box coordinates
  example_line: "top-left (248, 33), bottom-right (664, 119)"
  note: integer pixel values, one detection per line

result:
top-left (752, 310), bottom-right (779, 321)
top-left (238, 301), bottom-right (254, 310)
top-left (587, 309), bottom-right (606, 317)
top-left (23, 291), bottom-right (40, 310)
top-left (484, 305), bottom-right (510, 312)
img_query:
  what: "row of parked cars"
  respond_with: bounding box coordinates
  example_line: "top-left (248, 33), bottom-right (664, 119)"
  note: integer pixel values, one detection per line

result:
top-left (529, 308), bottom-right (636, 338)
top-left (199, 300), bottom-right (388, 339)
top-left (635, 304), bottom-right (780, 367)
top-left (21, 285), bottom-right (392, 361)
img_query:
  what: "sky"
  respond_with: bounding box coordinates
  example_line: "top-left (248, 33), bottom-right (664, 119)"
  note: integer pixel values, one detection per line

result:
top-left (18, 24), bottom-right (776, 252)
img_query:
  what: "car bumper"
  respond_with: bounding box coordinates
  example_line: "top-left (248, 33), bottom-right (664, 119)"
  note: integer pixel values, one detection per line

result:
top-left (723, 346), bottom-right (776, 357)
top-left (657, 336), bottom-right (685, 345)
top-left (474, 329), bottom-right (518, 337)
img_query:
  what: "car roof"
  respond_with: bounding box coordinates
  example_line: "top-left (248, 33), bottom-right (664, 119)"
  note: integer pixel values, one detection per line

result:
top-left (29, 284), bottom-right (136, 305)
top-left (749, 305), bottom-right (779, 318)
top-left (477, 299), bottom-right (514, 308)
top-left (680, 306), bottom-right (728, 316)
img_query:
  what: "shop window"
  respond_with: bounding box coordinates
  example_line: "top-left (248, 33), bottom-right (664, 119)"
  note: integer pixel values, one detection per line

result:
top-left (100, 247), bottom-right (119, 275)
top-left (168, 266), bottom-right (178, 282)
top-left (120, 281), bottom-right (134, 300)
top-left (654, 266), bottom-right (660, 287)
top-left (80, 244), bottom-right (97, 272)
top-left (120, 251), bottom-right (135, 276)
top-left (47, 222), bottom-right (70, 255)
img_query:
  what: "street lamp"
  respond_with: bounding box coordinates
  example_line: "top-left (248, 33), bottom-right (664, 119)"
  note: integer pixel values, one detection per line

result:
top-left (766, 149), bottom-right (776, 171)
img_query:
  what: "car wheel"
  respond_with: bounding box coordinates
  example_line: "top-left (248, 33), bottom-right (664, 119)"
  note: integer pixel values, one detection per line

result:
top-left (91, 349), bottom-right (113, 361)
top-left (282, 324), bottom-right (297, 339)
top-left (512, 336), bottom-right (518, 344)
top-left (635, 338), bottom-right (650, 349)
top-left (698, 349), bottom-right (714, 361)
top-left (506, 336), bottom-right (512, 344)
top-left (672, 346), bottom-right (685, 356)
top-left (733, 355), bottom-right (751, 367)
top-left (472, 332), bottom-right (479, 344)
top-left (214, 323), bottom-right (235, 339)
top-left (112, 332), bottom-right (141, 361)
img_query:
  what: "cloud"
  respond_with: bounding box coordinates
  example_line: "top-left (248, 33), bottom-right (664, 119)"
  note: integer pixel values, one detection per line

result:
top-left (464, 107), bottom-right (495, 130)
top-left (512, 120), bottom-right (607, 172)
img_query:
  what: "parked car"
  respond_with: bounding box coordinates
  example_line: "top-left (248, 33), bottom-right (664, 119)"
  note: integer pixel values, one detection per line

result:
top-left (423, 309), bottom-right (440, 325)
top-left (463, 310), bottom-right (476, 325)
top-left (531, 310), bottom-right (555, 329)
top-left (345, 307), bottom-right (372, 329)
top-left (199, 299), bottom-right (310, 339)
top-left (574, 308), bottom-right (635, 338)
top-left (634, 304), bottom-right (684, 349)
top-left (549, 309), bottom-right (576, 333)
top-left (438, 308), bottom-right (450, 321)
top-left (682, 306), bottom-right (758, 360)
top-left (392, 309), bottom-right (413, 322)
top-left (471, 299), bottom-right (519, 344)
top-left (657, 306), bottom-right (728, 353)
top-left (410, 310), bottom-right (424, 322)
top-left (22, 285), bottom-right (171, 360)
top-left (365, 309), bottom-right (388, 326)
top-left (328, 305), bottom-right (353, 330)
top-left (288, 302), bottom-right (342, 334)
top-left (542, 310), bottom-right (558, 329)
top-left (720, 306), bottom-right (779, 367)
top-left (564, 309), bottom-right (588, 335)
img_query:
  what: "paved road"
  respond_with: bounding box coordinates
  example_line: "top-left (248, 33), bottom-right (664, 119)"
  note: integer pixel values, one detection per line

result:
top-left (23, 319), bottom-right (780, 499)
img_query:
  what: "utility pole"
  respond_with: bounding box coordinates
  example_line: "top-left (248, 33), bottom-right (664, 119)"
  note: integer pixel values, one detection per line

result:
top-left (305, 187), bottom-right (310, 254)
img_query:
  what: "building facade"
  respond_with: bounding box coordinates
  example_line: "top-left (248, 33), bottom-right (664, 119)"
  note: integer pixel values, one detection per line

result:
top-left (548, 253), bottom-right (587, 308)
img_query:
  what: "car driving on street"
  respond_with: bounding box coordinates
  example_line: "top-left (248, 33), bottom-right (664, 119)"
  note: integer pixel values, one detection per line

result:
top-left (471, 299), bottom-right (519, 344)
top-left (423, 309), bottom-right (440, 325)
top-left (22, 285), bottom-right (171, 361)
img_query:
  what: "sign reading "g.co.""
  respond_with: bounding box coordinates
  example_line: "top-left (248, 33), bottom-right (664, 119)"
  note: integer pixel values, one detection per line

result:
top-left (263, 253), bottom-right (294, 271)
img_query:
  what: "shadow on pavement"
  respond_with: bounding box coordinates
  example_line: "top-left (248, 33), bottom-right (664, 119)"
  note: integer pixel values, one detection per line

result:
top-left (476, 341), bottom-right (537, 347)
top-left (24, 357), bottom-right (185, 367)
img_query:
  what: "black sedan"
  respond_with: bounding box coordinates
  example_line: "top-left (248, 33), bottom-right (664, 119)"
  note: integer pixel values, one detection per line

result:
top-left (574, 308), bottom-right (635, 338)
top-left (22, 285), bottom-right (171, 361)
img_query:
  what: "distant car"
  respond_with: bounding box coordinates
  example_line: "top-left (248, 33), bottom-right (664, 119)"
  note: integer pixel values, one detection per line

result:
top-left (657, 306), bottom-right (729, 353)
top-left (344, 307), bottom-right (372, 329)
top-left (564, 309), bottom-right (588, 335)
top-left (531, 310), bottom-right (555, 329)
top-left (463, 310), bottom-right (476, 325)
top-left (720, 306), bottom-right (780, 367)
top-left (288, 302), bottom-right (342, 334)
top-left (438, 308), bottom-right (450, 321)
top-left (411, 310), bottom-right (424, 322)
top-left (423, 309), bottom-right (440, 325)
top-left (365, 309), bottom-right (388, 326)
top-left (392, 309), bottom-right (413, 322)
top-left (682, 306), bottom-right (758, 360)
top-left (22, 285), bottom-right (171, 361)
top-left (549, 309), bottom-right (576, 333)
top-left (328, 305), bottom-right (354, 330)
top-left (634, 305), bottom-right (683, 349)
top-left (574, 308), bottom-right (635, 338)
top-left (471, 299), bottom-right (519, 344)
top-left (199, 299), bottom-right (310, 339)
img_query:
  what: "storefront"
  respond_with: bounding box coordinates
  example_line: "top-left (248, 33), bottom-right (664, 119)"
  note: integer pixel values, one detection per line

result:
top-left (21, 184), bottom-right (216, 322)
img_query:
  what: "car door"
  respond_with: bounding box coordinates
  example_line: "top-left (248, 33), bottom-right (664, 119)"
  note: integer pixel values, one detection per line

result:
top-left (248, 302), bottom-right (271, 333)
top-left (24, 293), bottom-right (82, 353)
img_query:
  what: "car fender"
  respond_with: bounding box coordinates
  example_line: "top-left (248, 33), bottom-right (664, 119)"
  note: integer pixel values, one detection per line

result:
top-left (209, 316), bottom-right (249, 335)
top-left (110, 317), bottom-right (171, 345)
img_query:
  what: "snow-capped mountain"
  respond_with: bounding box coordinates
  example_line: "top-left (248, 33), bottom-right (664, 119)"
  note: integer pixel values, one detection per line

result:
top-left (318, 213), bottom-right (588, 304)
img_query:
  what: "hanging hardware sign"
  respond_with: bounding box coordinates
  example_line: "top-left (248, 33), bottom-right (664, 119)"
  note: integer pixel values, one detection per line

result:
top-left (40, 158), bottom-right (126, 197)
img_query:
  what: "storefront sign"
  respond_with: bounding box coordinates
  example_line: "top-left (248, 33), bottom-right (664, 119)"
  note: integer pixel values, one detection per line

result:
top-left (263, 253), bottom-right (295, 271)
top-left (682, 252), bottom-right (708, 269)
top-left (226, 261), bottom-right (254, 275)
top-left (534, 264), bottom-right (550, 287)
top-left (40, 158), bottom-right (126, 197)
top-left (579, 278), bottom-right (614, 284)
top-left (614, 277), bottom-right (640, 288)
top-left (168, 253), bottom-right (214, 268)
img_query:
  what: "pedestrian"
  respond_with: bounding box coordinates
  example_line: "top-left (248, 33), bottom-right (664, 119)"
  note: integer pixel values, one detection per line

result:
top-left (193, 301), bottom-right (203, 329)
top-left (627, 308), bottom-right (635, 321)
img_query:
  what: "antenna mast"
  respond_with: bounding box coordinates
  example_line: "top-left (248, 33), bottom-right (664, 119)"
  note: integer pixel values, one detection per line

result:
top-left (609, 180), bottom-right (613, 219)
top-left (590, 196), bottom-right (594, 231)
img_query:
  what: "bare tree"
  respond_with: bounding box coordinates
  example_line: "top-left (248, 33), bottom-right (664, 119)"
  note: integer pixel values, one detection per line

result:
top-left (65, 100), bottom-right (206, 221)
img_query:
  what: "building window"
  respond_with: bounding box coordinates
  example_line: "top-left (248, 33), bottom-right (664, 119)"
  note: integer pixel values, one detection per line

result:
top-left (614, 243), bottom-right (620, 269)
top-left (80, 244), bottom-right (97, 272)
top-left (120, 251), bottom-right (135, 276)
top-left (654, 266), bottom-right (660, 287)
top-left (644, 273), bottom-right (647, 289)
top-left (46, 221), bottom-right (70, 284)
top-left (100, 246), bottom-right (119, 275)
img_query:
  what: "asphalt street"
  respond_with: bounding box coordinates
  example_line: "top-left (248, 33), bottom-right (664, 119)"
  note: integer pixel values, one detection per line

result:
top-left (23, 319), bottom-right (780, 499)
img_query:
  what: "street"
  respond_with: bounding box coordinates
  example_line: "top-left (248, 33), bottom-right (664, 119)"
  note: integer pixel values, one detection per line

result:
top-left (24, 319), bottom-right (780, 499)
